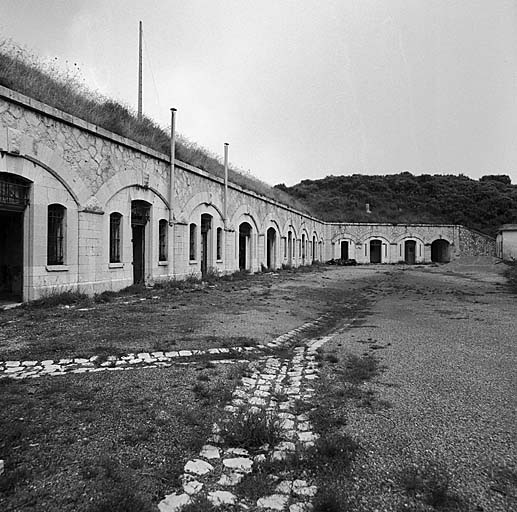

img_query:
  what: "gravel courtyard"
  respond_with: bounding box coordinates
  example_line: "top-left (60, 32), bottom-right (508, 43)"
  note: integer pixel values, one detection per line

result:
top-left (319, 261), bottom-right (516, 511)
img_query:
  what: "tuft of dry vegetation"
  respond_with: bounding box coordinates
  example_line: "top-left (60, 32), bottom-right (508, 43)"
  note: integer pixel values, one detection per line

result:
top-left (0, 39), bottom-right (311, 214)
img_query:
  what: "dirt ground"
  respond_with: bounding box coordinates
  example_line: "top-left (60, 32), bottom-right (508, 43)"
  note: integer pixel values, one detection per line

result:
top-left (1, 261), bottom-right (516, 511)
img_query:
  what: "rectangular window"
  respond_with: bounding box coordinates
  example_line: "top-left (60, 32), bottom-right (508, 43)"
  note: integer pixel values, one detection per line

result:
top-left (159, 219), bottom-right (168, 261)
top-left (47, 204), bottom-right (65, 265)
top-left (110, 213), bottom-right (122, 263)
top-left (189, 223), bottom-right (197, 261)
top-left (216, 227), bottom-right (223, 260)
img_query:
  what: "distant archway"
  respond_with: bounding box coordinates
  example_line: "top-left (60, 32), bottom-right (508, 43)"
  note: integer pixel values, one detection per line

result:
top-left (431, 239), bottom-right (450, 263)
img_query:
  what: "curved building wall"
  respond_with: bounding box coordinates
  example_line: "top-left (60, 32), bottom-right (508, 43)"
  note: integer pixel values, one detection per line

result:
top-left (0, 85), bottom-right (495, 300)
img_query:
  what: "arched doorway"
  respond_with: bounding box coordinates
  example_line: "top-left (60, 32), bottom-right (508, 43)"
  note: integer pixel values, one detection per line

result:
top-left (266, 227), bottom-right (276, 270)
top-left (0, 173), bottom-right (31, 301)
top-left (404, 240), bottom-right (416, 264)
top-left (312, 235), bottom-right (316, 262)
top-left (301, 234), bottom-right (306, 264)
top-left (431, 239), bottom-right (450, 263)
top-left (370, 239), bottom-right (382, 263)
top-left (131, 200), bottom-right (151, 284)
top-left (200, 214), bottom-right (212, 277)
top-left (239, 222), bottom-right (252, 270)
top-left (340, 241), bottom-right (349, 260)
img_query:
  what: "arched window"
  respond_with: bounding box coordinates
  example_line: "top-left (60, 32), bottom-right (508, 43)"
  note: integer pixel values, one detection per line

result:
top-left (110, 213), bottom-right (122, 263)
top-left (159, 219), bottom-right (168, 262)
top-left (189, 223), bottom-right (197, 261)
top-left (47, 204), bottom-right (66, 265)
top-left (216, 227), bottom-right (223, 261)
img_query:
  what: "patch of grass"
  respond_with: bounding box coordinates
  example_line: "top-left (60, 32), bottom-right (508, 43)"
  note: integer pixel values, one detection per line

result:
top-left (400, 462), bottom-right (467, 510)
top-left (235, 470), bottom-right (276, 501)
top-left (0, 465), bottom-right (30, 494)
top-left (325, 353), bottom-right (339, 363)
top-left (341, 353), bottom-right (381, 384)
top-left (221, 409), bottom-right (280, 450)
top-left (27, 289), bottom-right (90, 308)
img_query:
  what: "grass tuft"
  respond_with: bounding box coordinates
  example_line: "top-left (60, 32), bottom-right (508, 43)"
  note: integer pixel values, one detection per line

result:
top-left (221, 409), bottom-right (280, 449)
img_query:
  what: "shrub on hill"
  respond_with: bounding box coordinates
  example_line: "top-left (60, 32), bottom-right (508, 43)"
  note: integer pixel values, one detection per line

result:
top-left (0, 40), bottom-right (310, 214)
top-left (276, 172), bottom-right (517, 235)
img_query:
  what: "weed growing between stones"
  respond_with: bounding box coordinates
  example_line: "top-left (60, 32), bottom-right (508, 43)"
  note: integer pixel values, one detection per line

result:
top-left (221, 408), bottom-right (281, 450)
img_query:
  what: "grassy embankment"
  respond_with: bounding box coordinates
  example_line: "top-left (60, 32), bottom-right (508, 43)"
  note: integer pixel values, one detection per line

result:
top-left (0, 40), bottom-right (310, 215)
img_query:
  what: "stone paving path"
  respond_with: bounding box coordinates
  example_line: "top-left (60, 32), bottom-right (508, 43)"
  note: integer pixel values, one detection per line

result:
top-left (158, 334), bottom-right (334, 512)
top-left (0, 315), bottom-right (331, 381)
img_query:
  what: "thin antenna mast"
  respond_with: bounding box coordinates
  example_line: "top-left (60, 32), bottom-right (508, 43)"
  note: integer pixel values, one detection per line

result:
top-left (138, 21), bottom-right (143, 120)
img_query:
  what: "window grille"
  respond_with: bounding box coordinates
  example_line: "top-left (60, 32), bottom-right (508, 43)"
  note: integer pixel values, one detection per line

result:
top-left (0, 175), bottom-right (30, 211)
top-left (159, 219), bottom-right (168, 261)
top-left (110, 213), bottom-right (122, 263)
top-left (47, 204), bottom-right (65, 265)
top-left (216, 227), bottom-right (223, 260)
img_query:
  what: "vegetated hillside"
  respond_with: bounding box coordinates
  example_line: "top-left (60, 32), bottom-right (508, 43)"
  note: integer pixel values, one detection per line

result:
top-left (275, 173), bottom-right (517, 236)
top-left (0, 40), bottom-right (310, 214)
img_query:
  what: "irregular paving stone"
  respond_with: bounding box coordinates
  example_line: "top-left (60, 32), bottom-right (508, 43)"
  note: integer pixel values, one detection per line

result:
top-left (289, 504), bottom-right (314, 512)
top-left (257, 494), bottom-right (290, 510)
top-left (183, 479), bottom-right (203, 495)
top-left (158, 492), bottom-right (192, 512)
top-left (275, 480), bottom-right (293, 493)
top-left (208, 490), bottom-right (237, 506)
top-left (292, 480), bottom-right (317, 497)
top-left (184, 459), bottom-right (214, 476)
top-left (225, 448), bottom-right (249, 456)
top-left (222, 457), bottom-right (253, 473)
top-left (217, 472), bottom-right (244, 486)
top-left (199, 444), bottom-right (220, 459)
top-left (298, 432), bottom-right (319, 442)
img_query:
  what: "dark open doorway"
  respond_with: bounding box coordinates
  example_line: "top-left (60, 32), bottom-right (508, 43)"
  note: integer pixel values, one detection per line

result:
top-left (370, 239), bottom-right (382, 263)
top-left (131, 200), bottom-right (150, 284)
top-left (431, 239), bottom-right (450, 263)
top-left (404, 240), bottom-right (416, 264)
top-left (266, 227), bottom-right (276, 269)
top-left (201, 214), bottom-right (212, 277)
top-left (340, 241), bottom-right (349, 260)
top-left (239, 222), bottom-right (252, 270)
top-left (0, 173), bottom-right (30, 302)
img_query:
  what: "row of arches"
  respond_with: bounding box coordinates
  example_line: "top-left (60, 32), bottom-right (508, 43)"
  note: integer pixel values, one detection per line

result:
top-left (337, 237), bottom-right (451, 264)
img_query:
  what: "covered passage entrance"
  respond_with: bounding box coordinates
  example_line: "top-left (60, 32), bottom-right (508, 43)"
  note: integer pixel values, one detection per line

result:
top-left (131, 200), bottom-right (150, 284)
top-left (370, 239), bottom-right (382, 263)
top-left (404, 240), bottom-right (416, 264)
top-left (431, 239), bottom-right (450, 263)
top-left (0, 174), bottom-right (30, 301)
top-left (239, 222), bottom-right (252, 271)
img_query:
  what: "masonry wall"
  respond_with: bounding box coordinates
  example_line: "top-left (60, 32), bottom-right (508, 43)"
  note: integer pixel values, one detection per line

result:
top-left (0, 86), bottom-right (496, 300)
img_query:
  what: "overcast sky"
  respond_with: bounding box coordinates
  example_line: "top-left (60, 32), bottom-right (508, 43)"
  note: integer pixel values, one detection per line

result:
top-left (1, 0), bottom-right (516, 186)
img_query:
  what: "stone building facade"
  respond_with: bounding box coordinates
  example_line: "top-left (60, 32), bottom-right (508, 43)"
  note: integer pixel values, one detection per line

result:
top-left (0, 86), bottom-right (495, 301)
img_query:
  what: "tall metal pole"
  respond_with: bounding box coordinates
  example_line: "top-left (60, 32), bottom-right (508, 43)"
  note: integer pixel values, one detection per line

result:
top-left (138, 21), bottom-right (143, 120)
top-left (224, 143), bottom-right (229, 224)
top-left (169, 108), bottom-right (177, 224)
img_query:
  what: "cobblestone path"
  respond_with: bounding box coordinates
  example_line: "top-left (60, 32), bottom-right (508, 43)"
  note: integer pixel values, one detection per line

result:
top-left (0, 314), bottom-right (331, 381)
top-left (158, 333), bottom-right (336, 512)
